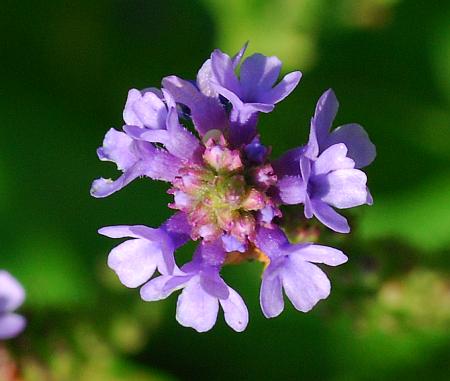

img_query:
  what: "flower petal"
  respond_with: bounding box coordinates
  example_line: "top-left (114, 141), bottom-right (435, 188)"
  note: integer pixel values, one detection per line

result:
top-left (231, 42), bottom-right (248, 69)
top-left (98, 225), bottom-right (154, 239)
top-left (324, 123), bottom-right (376, 168)
top-left (123, 89), bottom-right (167, 130)
top-left (107, 238), bottom-right (164, 288)
top-left (0, 313), bottom-right (26, 340)
top-left (91, 141), bottom-right (182, 198)
top-left (99, 216), bottom-right (189, 255)
top-left (220, 287), bottom-right (249, 332)
top-left (278, 175), bottom-right (306, 205)
top-left (211, 83), bottom-right (244, 114)
top-left (125, 108), bottom-right (200, 161)
top-left (176, 277), bottom-right (219, 332)
top-left (239, 53), bottom-right (282, 100)
top-left (281, 259), bottom-right (331, 312)
top-left (140, 275), bottom-right (185, 301)
top-left (200, 271), bottom-right (230, 300)
top-left (261, 71), bottom-right (302, 105)
top-left (197, 59), bottom-right (217, 97)
top-left (304, 193), bottom-right (314, 219)
top-left (273, 147), bottom-right (304, 177)
top-left (366, 188), bottom-right (374, 205)
top-left (313, 143), bottom-right (355, 176)
top-left (259, 205), bottom-right (277, 224)
top-left (101, 222), bottom-right (180, 276)
top-left (290, 244), bottom-right (348, 266)
top-left (222, 234), bottom-right (246, 253)
top-left (311, 199), bottom-right (350, 233)
top-left (197, 43), bottom-right (248, 98)
top-left (96, 128), bottom-right (138, 171)
top-left (313, 89), bottom-right (339, 148)
top-left (300, 155), bottom-right (311, 183)
top-left (260, 264), bottom-right (284, 318)
top-left (162, 107), bottom-right (200, 160)
top-left (0, 271), bottom-right (25, 312)
top-left (122, 89), bottom-right (142, 127)
top-left (90, 161), bottom-right (145, 198)
top-left (243, 102), bottom-right (275, 114)
top-left (198, 240), bottom-right (227, 267)
top-left (304, 117), bottom-right (319, 159)
top-left (318, 169), bottom-right (368, 209)
top-left (161, 212), bottom-right (192, 248)
top-left (163, 274), bottom-right (193, 292)
top-left (139, 144), bottom-right (183, 182)
top-left (255, 226), bottom-right (289, 259)
top-left (210, 49), bottom-right (241, 95)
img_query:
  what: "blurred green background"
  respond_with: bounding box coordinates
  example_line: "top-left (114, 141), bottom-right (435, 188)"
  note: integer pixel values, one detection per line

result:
top-left (1, 0), bottom-right (449, 380)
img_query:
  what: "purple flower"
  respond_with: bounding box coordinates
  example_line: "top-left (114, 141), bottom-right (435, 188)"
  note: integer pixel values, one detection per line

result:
top-left (99, 213), bottom-right (191, 287)
top-left (124, 89), bottom-right (201, 162)
top-left (123, 88), bottom-right (166, 130)
top-left (163, 43), bottom-right (301, 146)
top-left (256, 227), bottom-right (347, 317)
top-left (0, 271), bottom-right (26, 340)
top-left (206, 45), bottom-right (302, 124)
top-left (275, 90), bottom-right (375, 233)
top-left (91, 88), bottom-right (205, 198)
top-left (277, 144), bottom-right (370, 233)
top-left (141, 240), bottom-right (248, 332)
top-left (91, 128), bottom-right (182, 198)
top-left (92, 45), bottom-right (375, 332)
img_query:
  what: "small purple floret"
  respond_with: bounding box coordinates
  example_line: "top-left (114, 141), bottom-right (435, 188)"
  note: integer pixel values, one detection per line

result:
top-left (276, 90), bottom-right (375, 233)
top-left (207, 45), bottom-right (302, 124)
top-left (140, 241), bottom-right (248, 332)
top-left (0, 271), bottom-right (26, 340)
top-left (256, 227), bottom-right (347, 317)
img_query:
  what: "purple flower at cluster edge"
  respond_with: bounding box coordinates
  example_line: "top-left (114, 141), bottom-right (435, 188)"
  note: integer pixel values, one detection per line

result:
top-left (275, 89), bottom-right (375, 233)
top-left (0, 271), bottom-right (26, 340)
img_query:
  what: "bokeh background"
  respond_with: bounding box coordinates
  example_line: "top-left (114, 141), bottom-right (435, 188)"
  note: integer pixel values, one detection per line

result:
top-left (1, 0), bottom-right (449, 380)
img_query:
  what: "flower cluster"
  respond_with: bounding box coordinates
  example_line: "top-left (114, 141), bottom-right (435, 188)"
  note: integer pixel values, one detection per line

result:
top-left (92, 44), bottom-right (375, 332)
top-left (0, 271), bottom-right (26, 340)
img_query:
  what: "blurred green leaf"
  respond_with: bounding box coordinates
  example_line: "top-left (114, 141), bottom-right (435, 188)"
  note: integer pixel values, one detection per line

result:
top-left (360, 174), bottom-right (450, 251)
top-left (6, 232), bottom-right (93, 309)
top-left (201, 0), bottom-right (322, 70)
